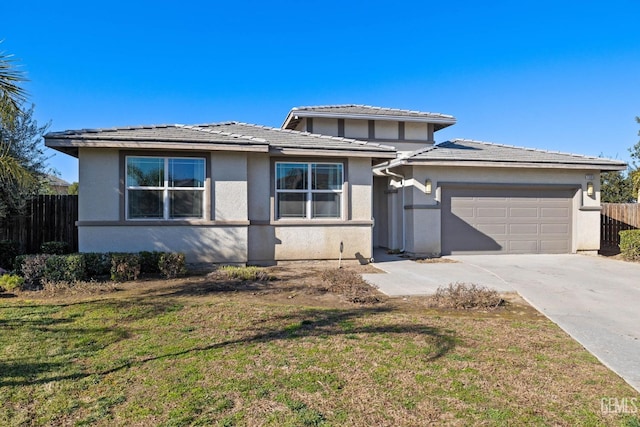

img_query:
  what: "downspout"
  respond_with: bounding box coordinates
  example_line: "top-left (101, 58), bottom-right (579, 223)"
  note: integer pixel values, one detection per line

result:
top-left (383, 168), bottom-right (406, 253)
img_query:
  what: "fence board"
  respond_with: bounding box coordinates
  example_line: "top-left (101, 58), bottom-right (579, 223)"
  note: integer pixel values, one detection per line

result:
top-left (0, 195), bottom-right (78, 254)
top-left (601, 203), bottom-right (640, 249)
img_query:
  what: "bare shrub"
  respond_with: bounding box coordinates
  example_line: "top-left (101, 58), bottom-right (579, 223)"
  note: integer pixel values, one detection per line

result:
top-left (320, 268), bottom-right (384, 304)
top-left (428, 282), bottom-right (504, 310)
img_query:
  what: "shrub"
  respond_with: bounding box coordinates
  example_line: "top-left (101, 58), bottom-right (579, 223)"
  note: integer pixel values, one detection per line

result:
top-left (0, 240), bottom-right (20, 271)
top-left (429, 283), bottom-right (504, 310)
top-left (83, 253), bottom-right (112, 278)
top-left (44, 254), bottom-right (86, 283)
top-left (158, 253), bottom-right (187, 279)
top-left (320, 268), bottom-right (384, 304)
top-left (0, 274), bottom-right (24, 292)
top-left (13, 254), bottom-right (27, 273)
top-left (140, 251), bottom-right (162, 274)
top-left (110, 253), bottom-right (141, 282)
top-left (40, 241), bottom-right (71, 255)
top-left (20, 254), bottom-right (51, 289)
top-left (219, 265), bottom-right (270, 281)
top-left (619, 230), bottom-right (640, 261)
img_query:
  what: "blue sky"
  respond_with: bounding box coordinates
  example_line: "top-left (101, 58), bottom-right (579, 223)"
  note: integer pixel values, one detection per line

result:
top-left (3, 0), bottom-right (640, 183)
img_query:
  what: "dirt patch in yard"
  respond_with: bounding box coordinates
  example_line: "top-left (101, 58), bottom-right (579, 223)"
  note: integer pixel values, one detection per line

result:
top-left (14, 259), bottom-right (539, 320)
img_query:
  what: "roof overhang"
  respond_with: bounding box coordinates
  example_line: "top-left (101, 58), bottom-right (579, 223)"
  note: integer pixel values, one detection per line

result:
top-left (45, 138), bottom-right (270, 158)
top-left (282, 111), bottom-right (456, 131)
top-left (374, 158), bottom-right (628, 172)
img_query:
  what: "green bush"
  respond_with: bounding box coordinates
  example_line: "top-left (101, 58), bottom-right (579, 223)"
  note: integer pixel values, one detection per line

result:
top-left (158, 253), bottom-right (187, 279)
top-left (83, 253), bottom-right (112, 278)
top-left (20, 254), bottom-right (51, 289)
top-left (0, 274), bottom-right (24, 292)
top-left (619, 230), bottom-right (640, 261)
top-left (110, 253), bottom-right (141, 282)
top-left (44, 254), bottom-right (86, 283)
top-left (219, 265), bottom-right (271, 281)
top-left (40, 241), bottom-right (71, 255)
top-left (0, 240), bottom-right (20, 271)
top-left (140, 251), bottom-right (162, 274)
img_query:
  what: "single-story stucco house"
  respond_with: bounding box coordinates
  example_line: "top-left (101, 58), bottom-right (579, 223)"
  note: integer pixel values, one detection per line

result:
top-left (44, 104), bottom-right (626, 264)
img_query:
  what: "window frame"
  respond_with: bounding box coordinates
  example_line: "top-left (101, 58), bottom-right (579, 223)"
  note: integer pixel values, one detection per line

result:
top-left (125, 155), bottom-right (206, 221)
top-left (274, 161), bottom-right (344, 220)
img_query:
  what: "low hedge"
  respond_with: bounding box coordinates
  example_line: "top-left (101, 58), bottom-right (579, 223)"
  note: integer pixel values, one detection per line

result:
top-left (12, 251), bottom-right (188, 288)
top-left (619, 230), bottom-right (640, 261)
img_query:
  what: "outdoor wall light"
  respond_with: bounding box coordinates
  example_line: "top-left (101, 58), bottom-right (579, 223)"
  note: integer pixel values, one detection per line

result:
top-left (425, 179), bottom-right (433, 194)
top-left (587, 181), bottom-right (594, 197)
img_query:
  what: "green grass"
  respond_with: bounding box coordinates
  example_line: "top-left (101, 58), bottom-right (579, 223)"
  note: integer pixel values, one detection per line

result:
top-left (0, 277), bottom-right (638, 426)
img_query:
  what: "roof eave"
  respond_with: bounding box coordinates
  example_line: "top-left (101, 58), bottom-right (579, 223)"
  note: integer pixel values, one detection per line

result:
top-left (378, 159), bottom-right (628, 171)
top-left (282, 110), bottom-right (457, 130)
top-left (44, 138), bottom-right (270, 153)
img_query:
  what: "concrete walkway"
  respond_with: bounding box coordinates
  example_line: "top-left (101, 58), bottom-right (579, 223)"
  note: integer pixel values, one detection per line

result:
top-left (363, 250), bottom-right (640, 393)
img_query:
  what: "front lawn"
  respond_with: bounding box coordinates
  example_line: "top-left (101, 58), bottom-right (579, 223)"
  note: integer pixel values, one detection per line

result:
top-left (0, 262), bottom-right (638, 426)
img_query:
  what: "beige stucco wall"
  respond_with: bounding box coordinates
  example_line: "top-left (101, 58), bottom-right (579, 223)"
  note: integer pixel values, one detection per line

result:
top-left (273, 225), bottom-right (372, 261)
top-left (211, 152), bottom-right (248, 221)
top-left (247, 155), bottom-right (375, 264)
top-left (78, 148), bottom-right (120, 221)
top-left (78, 147), bottom-right (375, 264)
top-left (404, 122), bottom-right (430, 140)
top-left (313, 118), bottom-right (338, 135)
top-left (374, 121), bottom-right (397, 139)
top-left (348, 157), bottom-right (373, 220)
top-left (384, 165), bottom-right (601, 255)
top-left (344, 119), bottom-right (368, 139)
top-left (79, 226), bottom-right (248, 263)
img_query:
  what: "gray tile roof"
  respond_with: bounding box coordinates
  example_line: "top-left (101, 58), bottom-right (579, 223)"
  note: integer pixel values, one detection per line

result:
top-left (282, 104), bottom-right (456, 131)
top-left (45, 121), bottom-right (397, 158)
top-left (383, 139), bottom-right (627, 170)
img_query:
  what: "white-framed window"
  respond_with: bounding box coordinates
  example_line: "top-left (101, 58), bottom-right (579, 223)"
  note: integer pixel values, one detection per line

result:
top-left (275, 162), bottom-right (343, 219)
top-left (126, 156), bottom-right (205, 220)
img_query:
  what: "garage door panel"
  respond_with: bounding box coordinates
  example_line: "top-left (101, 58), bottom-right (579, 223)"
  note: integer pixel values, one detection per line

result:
top-left (477, 224), bottom-right (507, 235)
top-left (541, 223), bottom-right (570, 234)
top-left (442, 187), bottom-right (573, 255)
top-left (509, 207), bottom-right (539, 218)
top-left (509, 223), bottom-right (538, 234)
top-left (541, 240), bottom-right (570, 252)
top-left (452, 207), bottom-right (474, 217)
top-left (477, 207), bottom-right (508, 218)
top-left (541, 207), bottom-right (569, 218)
top-left (508, 240), bottom-right (539, 252)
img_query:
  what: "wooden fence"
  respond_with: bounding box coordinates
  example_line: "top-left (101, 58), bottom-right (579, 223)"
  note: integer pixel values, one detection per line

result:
top-left (0, 195), bottom-right (78, 253)
top-left (601, 203), bottom-right (640, 248)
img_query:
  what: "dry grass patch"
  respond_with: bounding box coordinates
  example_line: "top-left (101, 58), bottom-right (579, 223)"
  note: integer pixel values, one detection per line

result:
top-left (0, 261), bottom-right (638, 426)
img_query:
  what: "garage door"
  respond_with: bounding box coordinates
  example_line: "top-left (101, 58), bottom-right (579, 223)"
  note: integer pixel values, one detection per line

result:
top-left (441, 187), bottom-right (573, 254)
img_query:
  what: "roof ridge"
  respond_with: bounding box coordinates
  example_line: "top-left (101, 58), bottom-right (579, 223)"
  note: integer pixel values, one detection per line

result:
top-left (224, 121), bottom-right (396, 151)
top-left (448, 138), bottom-right (614, 162)
top-left (178, 123), bottom-right (267, 143)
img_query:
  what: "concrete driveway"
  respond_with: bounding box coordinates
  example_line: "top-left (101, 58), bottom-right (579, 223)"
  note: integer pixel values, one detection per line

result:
top-left (363, 251), bottom-right (640, 392)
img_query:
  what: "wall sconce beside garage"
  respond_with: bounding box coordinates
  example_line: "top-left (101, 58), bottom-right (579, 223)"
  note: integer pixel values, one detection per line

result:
top-left (586, 181), bottom-right (594, 197)
top-left (425, 179), bottom-right (432, 195)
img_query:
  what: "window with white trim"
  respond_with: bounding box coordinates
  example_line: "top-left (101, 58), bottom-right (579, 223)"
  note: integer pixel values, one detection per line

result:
top-left (126, 156), bottom-right (205, 220)
top-left (275, 162), bottom-right (343, 219)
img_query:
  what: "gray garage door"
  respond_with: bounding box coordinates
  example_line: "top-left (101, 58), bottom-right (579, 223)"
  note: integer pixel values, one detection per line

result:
top-left (441, 187), bottom-right (573, 255)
